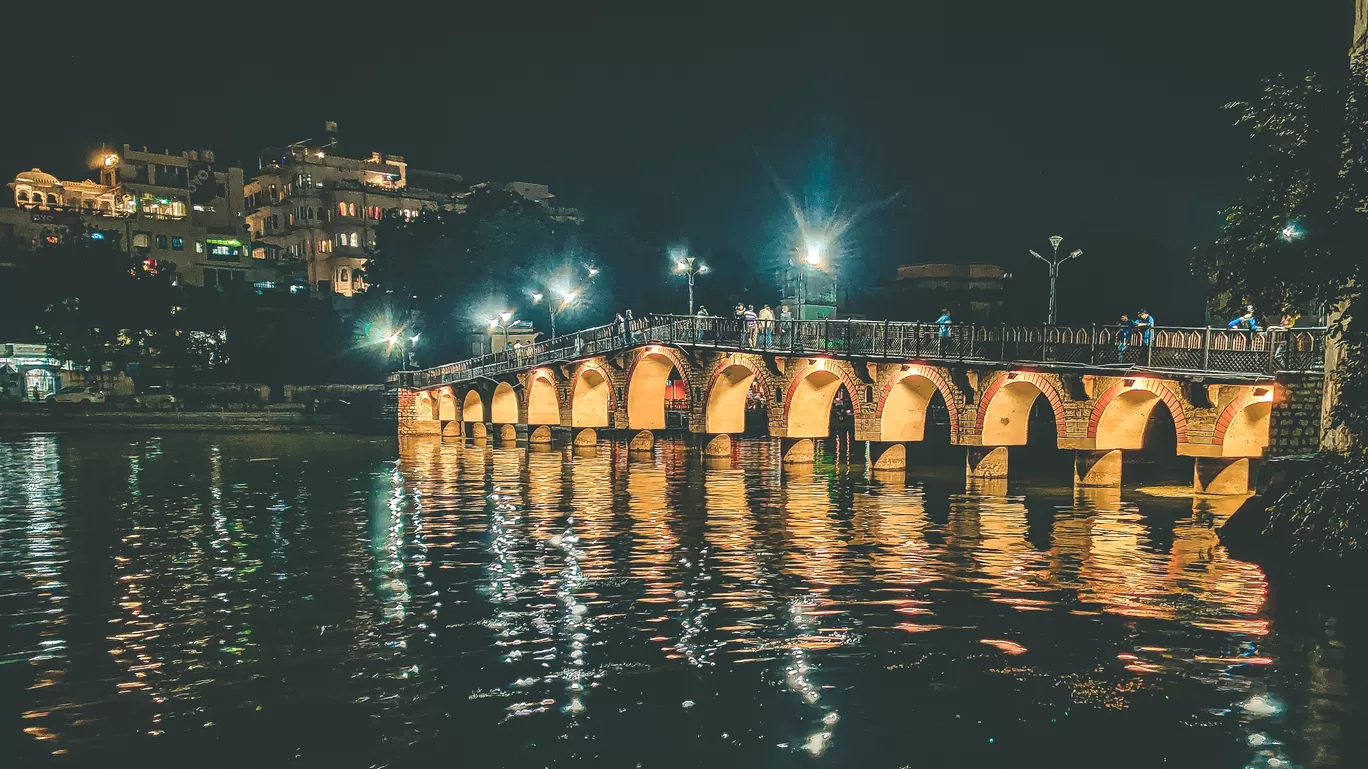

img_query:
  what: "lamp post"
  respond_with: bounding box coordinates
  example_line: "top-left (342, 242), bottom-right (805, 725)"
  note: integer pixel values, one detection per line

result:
top-left (795, 241), bottom-right (823, 320)
top-left (532, 291), bottom-right (577, 339)
top-left (673, 255), bottom-right (708, 315)
top-left (386, 331), bottom-right (421, 369)
top-left (486, 311), bottom-right (514, 353)
top-left (1028, 235), bottom-right (1085, 325)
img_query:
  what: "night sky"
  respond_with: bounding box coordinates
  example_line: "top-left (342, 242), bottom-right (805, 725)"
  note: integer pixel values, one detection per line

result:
top-left (3, 3), bottom-right (1354, 325)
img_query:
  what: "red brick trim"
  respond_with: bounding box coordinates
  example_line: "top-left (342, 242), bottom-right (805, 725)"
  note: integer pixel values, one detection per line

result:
top-left (974, 371), bottom-right (1067, 436)
top-left (873, 367), bottom-right (962, 441)
top-left (1086, 379), bottom-right (1190, 443)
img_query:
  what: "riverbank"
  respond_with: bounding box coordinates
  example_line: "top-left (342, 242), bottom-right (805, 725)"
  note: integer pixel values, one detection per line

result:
top-left (0, 405), bottom-right (392, 434)
top-left (1218, 452), bottom-right (1368, 565)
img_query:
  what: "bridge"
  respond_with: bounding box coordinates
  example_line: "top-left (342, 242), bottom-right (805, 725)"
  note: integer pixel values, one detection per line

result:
top-left (394, 315), bottom-right (1331, 495)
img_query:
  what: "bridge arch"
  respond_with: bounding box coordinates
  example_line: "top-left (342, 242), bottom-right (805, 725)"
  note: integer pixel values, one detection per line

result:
top-left (414, 389), bottom-right (439, 421)
top-left (976, 372), bottom-right (1066, 446)
top-left (571, 363), bottom-right (614, 428)
top-left (784, 360), bottom-right (861, 438)
top-left (526, 369), bottom-right (561, 425)
top-left (491, 382), bottom-right (519, 424)
top-left (704, 356), bottom-right (769, 434)
top-left (462, 390), bottom-right (485, 423)
top-left (876, 366), bottom-right (961, 442)
top-left (626, 346), bottom-right (691, 430)
top-left (437, 388), bottom-right (457, 422)
top-left (1088, 379), bottom-right (1189, 450)
top-left (1214, 390), bottom-right (1274, 457)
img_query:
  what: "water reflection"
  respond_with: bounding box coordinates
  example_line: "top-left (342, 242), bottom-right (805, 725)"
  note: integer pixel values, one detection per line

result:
top-left (0, 434), bottom-right (1362, 767)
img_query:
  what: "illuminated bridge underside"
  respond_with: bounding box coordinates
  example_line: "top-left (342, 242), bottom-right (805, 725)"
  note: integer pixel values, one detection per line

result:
top-left (397, 316), bottom-right (1328, 494)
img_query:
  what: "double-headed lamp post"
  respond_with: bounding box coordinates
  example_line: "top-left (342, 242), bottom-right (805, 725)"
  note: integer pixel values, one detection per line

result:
top-left (1028, 235), bottom-right (1085, 326)
top-left (486, 310), bottom-right (514, 353)
top-left (673, 255), bottom-right (708, 314)
top-left (387, 331), bottom-right (421, 369)
top-left (532, 291), bottom-right (577, 339)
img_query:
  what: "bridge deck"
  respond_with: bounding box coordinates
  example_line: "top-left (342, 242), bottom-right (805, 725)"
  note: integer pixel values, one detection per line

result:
top-left (402, 315), bottom-right (1327, 389)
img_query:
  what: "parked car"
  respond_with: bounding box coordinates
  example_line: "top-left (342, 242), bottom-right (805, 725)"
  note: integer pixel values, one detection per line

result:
top-left (134, 386), bottom-right (178, 410)
top-left (47, 386), bottom-right (105, 404)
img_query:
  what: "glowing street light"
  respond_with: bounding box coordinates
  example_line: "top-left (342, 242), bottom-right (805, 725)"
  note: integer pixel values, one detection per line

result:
top-left (794, 239), bottom-right (828, 320)
top-left (1028, 234), bottom-right (1086, 325)
top-left (486, 311), bottom-right (515, 353)
top-left (673, 254), bottom-right (708, 314)
top-left (532, 290), bottom-right (578, 338)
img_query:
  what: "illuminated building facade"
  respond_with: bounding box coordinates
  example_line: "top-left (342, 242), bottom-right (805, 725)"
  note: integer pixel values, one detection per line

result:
top-left (2, 145), bottom-right (264, 288)
top-left (244, 131), bottom-right (463, 297)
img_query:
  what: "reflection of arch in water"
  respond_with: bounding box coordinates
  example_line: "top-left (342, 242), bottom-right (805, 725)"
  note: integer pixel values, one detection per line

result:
top-left (626, 347), bottom-right (691, 430)
top-left (784, 361), bottom-right (861, 439)
top-left (782, 471), bottom-right (854, 585)
top-left (1214, 391), bottom-right (1274, 457)
top-left (1088, 379), bottom-right (1189, 450)
top-left (976, 373), bottom-right (1066, 446)
top-left (570, 363), bottom-right (613, 428)
top-left (703, 468), bottom-right (764, 596)
top-left (571, 452), bottom-right (617, 582)
top-left (625, 464), bottom-right (678, 601)
top-left (526, 369), bottom-right (561, 425)
top-left (876, 367), bottom-right (962, 442)
top-left (704, 357), bottom-right (769, 434)
top-left (525, 449), bottom-right (564, 534)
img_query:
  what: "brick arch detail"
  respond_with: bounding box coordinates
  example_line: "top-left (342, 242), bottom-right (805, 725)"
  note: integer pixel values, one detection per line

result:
top-left (569, 360), bottom-right (619, 413)
top-left (783, 359), bottom-right (863, 410)
top-left (523, 368), bottom-right (564, 408)
top-left (625, 345), bottom-right (696, 404)
top-left (1213, 390), bottom-right (1269, 444)
top-left (703, 354), bottom-right (772, 402)
top-left (1087, 379), bottom-right (1190, 443)
top-left (873, 366), bottom-right (962, 441)
top-left (974, 371), bottom-right (1068, 437)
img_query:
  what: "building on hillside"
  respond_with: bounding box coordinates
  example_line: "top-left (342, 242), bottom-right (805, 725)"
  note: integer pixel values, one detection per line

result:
top-left (244, 134), bottom-right (462, 297)
top-left (869, 263), bottom-right (1013, 323)
top-left (1, 146), bottom-right (264, 288)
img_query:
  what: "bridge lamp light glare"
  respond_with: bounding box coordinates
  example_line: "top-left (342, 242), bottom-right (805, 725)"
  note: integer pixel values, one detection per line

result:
top-left (386, 333), bottom-right (399, 346)
top-left (531, 292), bottom-right (544, 304)
top-left (804, 242), bottom-right (823, 265)
top-left (586, 265), bottom-right (600, 277)
top-left (675, 261), bottom-right (688, 273)
top-left (561, 291), bottom-right (578, 304)
top-left (1280, 223), bottom-right (1303, 242)
top-left (486, 318), bottom-right (499, 329)
top-left (697, 263), bottom-right (708, 274)
top-left (500, 311), bottom-right (513, 323)
top-left (409, 333), bottom-right (421, 344)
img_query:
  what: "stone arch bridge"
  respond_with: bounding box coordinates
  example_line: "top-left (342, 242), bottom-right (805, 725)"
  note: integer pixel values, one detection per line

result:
top-left (395, 315), bottom-right (1330, 495)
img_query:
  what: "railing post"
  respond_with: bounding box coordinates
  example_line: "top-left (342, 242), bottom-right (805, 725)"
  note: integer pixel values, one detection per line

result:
top-left (1146, 331), bottom-right (1154, 368)
top-left (1089, 324), bottom-right (1097, 365)
top-left (914, 321), bottom-right (921, 358)
top-left (1268, 329), bottom-right (1279, 373)
top-left (1201, 326), bottom-right (1211, 371)
top-left (966, 324), bottom-right (974, 361)
top-left (882, 319), bottom-right (889, 357)
top-left (1041, 324), bottom-right (1048, 363)
top-left (845, 320), bottom-right (852, 354)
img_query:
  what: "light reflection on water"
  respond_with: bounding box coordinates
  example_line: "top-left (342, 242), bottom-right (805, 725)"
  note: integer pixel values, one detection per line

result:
top-left (0, 433), bottom-right (1364, 768)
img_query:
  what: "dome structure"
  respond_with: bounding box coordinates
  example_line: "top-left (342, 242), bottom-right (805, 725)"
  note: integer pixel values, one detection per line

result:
top-left (15, 168), bottom-right (60, 186)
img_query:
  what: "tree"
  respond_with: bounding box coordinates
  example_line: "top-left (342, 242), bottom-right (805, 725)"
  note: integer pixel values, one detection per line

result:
top-left (1204, 54), bottom-right (1368, 560)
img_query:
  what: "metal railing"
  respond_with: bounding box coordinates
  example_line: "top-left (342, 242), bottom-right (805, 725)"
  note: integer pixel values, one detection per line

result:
top-left (403, 315), bottom-right (1328, 388)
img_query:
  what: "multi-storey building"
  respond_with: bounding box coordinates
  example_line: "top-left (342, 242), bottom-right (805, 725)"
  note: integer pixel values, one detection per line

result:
top-left (2, 145), bottom-right (266, 288)
top-left (244, 142), bottom-right (462, 297)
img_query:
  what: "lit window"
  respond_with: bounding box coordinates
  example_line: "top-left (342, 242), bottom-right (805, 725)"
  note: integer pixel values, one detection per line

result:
top-left (133, 232), bottom-right (151, 249)
top-left (348, 202), bottom-right (357, 217)
top-left (171, 236), bottom-right (184, 251)
top-left (16, 191), bottom-right (27, 202)
top-left (340, 268), bottom-right (350, 282)
top-left (349, 232), bottom-right (359, 248)
top-left (155, 234), bottom-right (169, 250)
top-left (338, 201), bottom-right (347, 217)
top-left (196, 241), bottom-right (205, 253)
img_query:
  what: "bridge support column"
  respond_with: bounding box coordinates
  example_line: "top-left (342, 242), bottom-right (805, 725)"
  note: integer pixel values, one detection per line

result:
top-left (528, 425), bottom-right (553, 444)
top-left (1194, 457), bottom-right (1255, 495)
top-left (1074, 449), bottom-right (1123, 488)
top-left (703, 434), bottom-right (733, 458)
top-left (629, 430), bottom-right (655, 452)
top-left (467, 422), bottom-right (487, 440)
top-left (572, 427), bottom-right (598, 447)
top-left (781, 437), bottom-right (815, 464)
top-left (870, 442), bottom-right (906, 471)
top-left (495, 424), bottom-right (517, 445)
top-left (966, 446), bottom-right (1009, 482)
top-left (441, 420), bottom-right (462, 438)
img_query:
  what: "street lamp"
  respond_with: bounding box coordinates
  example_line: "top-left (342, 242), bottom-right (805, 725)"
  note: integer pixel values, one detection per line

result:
top-left (486, 311), bottom-right (514, 353)
top-left (532, 290), bottom-right (577, 338)
top-left (1028, 235), bottom-right (1085, 325)
top-left (385, 331), bottom-right (420, 368)
top-left (673, 255), bottom-right (708, 314)
top-left (795, 240), bottom-right (824, 320)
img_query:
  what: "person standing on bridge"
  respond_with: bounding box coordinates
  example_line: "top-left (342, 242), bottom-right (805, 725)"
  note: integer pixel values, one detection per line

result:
top-left (743, 305), bottom-right (759, 347)
top-left (695, 305), bottom-right (708, 342)
top-left (935, 309), bottom-right (953, 356)
top-left (1133, 309), bottom-right (1157, 345)
top-left (1116, 313), bottom-right (1132, 361)
top-left (616, 312), bottom-right (628, 345)
top-left (758, 304), bottom-right (775, 348)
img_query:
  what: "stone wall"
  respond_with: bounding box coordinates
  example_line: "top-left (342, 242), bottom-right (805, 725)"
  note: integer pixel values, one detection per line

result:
top-left (1269, 372), bottom-right (1325, 456)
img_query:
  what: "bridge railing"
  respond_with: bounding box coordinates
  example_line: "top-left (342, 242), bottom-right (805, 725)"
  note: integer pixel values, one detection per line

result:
top-left (403, 314), bottom-right (1327, 388)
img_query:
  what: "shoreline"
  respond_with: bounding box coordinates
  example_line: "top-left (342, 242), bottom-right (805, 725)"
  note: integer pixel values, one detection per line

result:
top-left (0, 408), bottom-right (392, 434)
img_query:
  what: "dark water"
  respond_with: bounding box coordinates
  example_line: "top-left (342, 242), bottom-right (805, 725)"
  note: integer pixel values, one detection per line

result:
top-left (1, 433), bottom-right (1364, 768)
